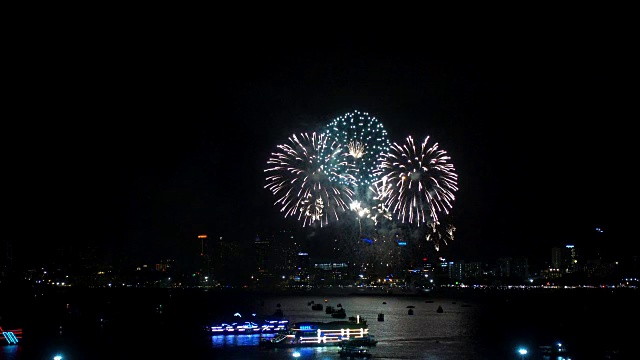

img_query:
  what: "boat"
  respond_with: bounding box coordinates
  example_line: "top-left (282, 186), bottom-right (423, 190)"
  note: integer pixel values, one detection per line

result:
top-left (338, 345), bottom-right (372, 358)
top-left (312, 303), bottom-right (323, 311)
top-left (331, 308), bottom-right (347, 318)
top-left (343, 334), bottom-right (377, 346)
top-left (205, 318), bottom-right (289, 334)
top-left (204, 312), bottom-right (289, 334)
top-left (260, 317), bottom-right (370, 348)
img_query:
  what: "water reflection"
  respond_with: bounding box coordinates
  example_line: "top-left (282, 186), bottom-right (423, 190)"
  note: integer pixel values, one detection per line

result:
top-left (209, 334), bottom-right (272, 348)
top-left (1, 345), bottom-right (21, 360)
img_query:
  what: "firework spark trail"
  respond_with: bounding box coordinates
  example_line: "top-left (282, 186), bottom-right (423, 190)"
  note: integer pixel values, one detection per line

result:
top-left (426, 221), bottom-right (456, 251)
top-left (367, 181), bottom-right (394, 225)
top-left (265, 132), bottom-right (355, 227)
top-left (374, 135), bottom-right (458, 226)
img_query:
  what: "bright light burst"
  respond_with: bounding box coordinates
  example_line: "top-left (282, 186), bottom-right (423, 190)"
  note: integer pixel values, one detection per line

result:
top-left (322, 110), bottom-right (391, 189)
top-left (264, 112), bottom-right (460, 253)
top-left (374, 135), bottom-right (458, 226)
top-left (265, 132), bottom-right (356, 227)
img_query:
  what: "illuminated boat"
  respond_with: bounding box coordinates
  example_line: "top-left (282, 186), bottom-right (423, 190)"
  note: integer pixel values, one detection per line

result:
top-left (260, 316), bottom-right (369, 348)
top-left (331, 308), bottom-right (347, 318)
top-left (204, 313), bottom-right (289, 334)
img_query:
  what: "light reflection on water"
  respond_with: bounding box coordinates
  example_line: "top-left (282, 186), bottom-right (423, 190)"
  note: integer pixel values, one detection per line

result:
top-left (1, 345), bottom-right (21, 360)
top-left (210, 333), bottom-right (270, 347)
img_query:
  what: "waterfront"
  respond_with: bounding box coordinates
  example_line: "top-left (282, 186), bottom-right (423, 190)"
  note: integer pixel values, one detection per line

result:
top-left (2, 287), bottom-right (638, 359)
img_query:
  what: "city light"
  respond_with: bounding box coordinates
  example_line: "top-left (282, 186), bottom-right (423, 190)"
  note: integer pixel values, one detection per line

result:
top-left (517, 347), bottom-right (528, 359)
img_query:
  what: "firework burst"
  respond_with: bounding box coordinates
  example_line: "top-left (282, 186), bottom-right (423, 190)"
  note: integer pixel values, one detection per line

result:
top-left (321, 110), bottom-right (391, 190)
top-left (374, 135), bottom-right (458, 226)
top-left (265, 132), bottom-right (356, 227)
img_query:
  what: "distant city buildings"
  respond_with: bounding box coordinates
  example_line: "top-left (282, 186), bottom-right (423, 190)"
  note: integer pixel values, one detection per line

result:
top-left (1, 234), bottom-right (638, 290)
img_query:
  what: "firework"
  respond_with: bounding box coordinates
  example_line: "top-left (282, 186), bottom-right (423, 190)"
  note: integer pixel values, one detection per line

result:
top-left (426, 221), bottom-right (456, 251)
top-left (374, 135), bottom-right (458, 226)
top-left (321, 110), bottom-right (391, 190)
top-left (264, 132), bottom-right (356, 227)
top-left (367, 181), bottom-right (394, 225)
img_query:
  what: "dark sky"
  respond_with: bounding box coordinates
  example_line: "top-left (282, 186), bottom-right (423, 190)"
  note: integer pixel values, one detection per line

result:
top-left (9, 17), bottom-right (635, 268)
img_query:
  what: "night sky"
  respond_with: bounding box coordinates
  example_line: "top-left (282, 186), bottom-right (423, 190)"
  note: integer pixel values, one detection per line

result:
top-left (9, 18), bottom-right (635, 269)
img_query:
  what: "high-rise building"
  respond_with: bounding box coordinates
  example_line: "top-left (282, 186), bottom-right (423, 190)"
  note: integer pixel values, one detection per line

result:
top-left (551, 245), bottom-right (578, 274)
top-left (210, 235), bottom-right (242, 286)
top-left (551, 246), bottom-right (563, 270)
top-left (295, 252), bottom-right (310, 286)
top-left (511, 257), bottom-right (529, 279)
top-left (254, 235), bottom-right (270, 273)
top-left (496, 257), bottom-right (511, 278)
top-left (198, 234), bottom-right (210, 281)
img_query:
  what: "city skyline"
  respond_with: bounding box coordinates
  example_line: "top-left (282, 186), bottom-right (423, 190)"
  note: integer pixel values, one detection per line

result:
top-left (3, 229), bottom-right (637, 294)
top-left (1, 228), bottom-right (625, 278)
